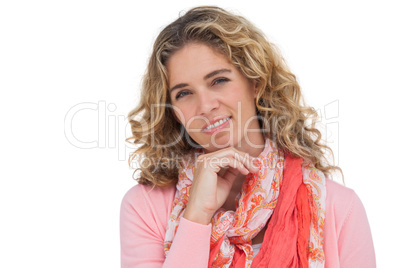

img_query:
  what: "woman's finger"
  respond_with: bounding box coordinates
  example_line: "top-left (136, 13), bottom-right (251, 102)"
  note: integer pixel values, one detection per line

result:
top-left (201, 154), bottom-right (249, 175)
top-left (198, 147), bottom-right (259, 173)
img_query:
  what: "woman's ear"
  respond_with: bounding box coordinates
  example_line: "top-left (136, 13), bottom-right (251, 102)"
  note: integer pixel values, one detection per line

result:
top-left (253, 80), bottom-right (259, 98)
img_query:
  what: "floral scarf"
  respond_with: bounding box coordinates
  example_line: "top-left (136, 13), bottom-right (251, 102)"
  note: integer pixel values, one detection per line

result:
top-left (164, 139), bottom-right (326, 267)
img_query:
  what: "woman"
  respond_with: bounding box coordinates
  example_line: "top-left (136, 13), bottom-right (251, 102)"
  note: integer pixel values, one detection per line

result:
top-left (121, 6), bottom-right (376, 268)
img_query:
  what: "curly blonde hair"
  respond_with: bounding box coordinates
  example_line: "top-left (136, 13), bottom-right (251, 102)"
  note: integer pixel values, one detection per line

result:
top-left (126, 6), bottom-right (341, 187)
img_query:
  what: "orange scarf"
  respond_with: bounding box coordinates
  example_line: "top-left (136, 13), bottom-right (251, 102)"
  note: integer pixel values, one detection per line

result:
top-left (164, 140), bottom-right (326, 267)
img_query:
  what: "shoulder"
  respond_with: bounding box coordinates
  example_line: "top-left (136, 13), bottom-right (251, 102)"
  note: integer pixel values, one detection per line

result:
top-left (325, 179), bottom-right (358, 215)
top-left (325, 179), bottom-right (366, 229)
top-left (324, 179), bottom-right (376, 266)
top-left (120, 184), bottom-right (177, 267)
top-left (122, 183), bottom-right (176, 209)
top-left (120, 183), bottom-right (176, 234)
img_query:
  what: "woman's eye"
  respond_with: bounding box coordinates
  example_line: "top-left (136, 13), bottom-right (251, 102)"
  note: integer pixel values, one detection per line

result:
top-left (175, 91), bottom-right (191, 100)
top-left (212, 78), bottom-right (229, 86)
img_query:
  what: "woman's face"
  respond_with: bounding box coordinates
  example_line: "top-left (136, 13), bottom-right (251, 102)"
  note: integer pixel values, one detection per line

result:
top-left (167, 42), bottom-right (263, 154)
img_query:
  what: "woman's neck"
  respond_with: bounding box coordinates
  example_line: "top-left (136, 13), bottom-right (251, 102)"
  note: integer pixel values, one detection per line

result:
top-left (220, 132), bottom-right (266, 211)
top-left (236, 131), bottom-right (266, 157)
top-left (221, 173), bottom-right (246, 211)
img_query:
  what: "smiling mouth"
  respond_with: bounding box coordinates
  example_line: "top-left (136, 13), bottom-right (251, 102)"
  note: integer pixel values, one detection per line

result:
top-left (203, 116), bottom-right (231, 130)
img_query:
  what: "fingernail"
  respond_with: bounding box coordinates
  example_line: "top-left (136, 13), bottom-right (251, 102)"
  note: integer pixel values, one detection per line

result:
top-left (252, 158), bottom-right (260, 169)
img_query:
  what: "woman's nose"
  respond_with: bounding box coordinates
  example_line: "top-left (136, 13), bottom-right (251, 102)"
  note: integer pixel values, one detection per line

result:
top-left (197, 90), bottom-right (219, 115)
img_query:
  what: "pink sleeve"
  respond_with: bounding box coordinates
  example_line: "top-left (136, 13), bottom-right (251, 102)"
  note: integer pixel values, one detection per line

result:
top-left (120, 184), bottom-right (211, 268)
top-left (337, 192), bottom-right (376, 267)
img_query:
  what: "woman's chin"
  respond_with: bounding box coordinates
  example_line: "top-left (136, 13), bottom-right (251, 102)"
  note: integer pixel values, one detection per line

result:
top-left (202, 139), bottom-right (237, 153)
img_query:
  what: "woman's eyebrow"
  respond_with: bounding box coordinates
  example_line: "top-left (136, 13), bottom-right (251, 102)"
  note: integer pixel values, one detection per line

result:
top-left (204, 68), bottom-right (231, 80)
top-left (169, 83), bottom-right (188, 93)
top-left (169, 69), bottom-right (231, 93)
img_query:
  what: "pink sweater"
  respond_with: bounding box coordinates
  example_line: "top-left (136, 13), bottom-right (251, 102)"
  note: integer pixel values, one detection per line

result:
top-left (120, 179), bottom-right (376, 267)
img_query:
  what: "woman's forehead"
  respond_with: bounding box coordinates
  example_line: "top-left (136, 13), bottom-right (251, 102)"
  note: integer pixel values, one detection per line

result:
top-left (167, 43), bottom-right (232, 82)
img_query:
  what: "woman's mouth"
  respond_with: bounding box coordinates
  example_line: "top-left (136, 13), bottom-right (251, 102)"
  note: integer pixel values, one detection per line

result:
top-left (202, 116), bottom-right (232, 134)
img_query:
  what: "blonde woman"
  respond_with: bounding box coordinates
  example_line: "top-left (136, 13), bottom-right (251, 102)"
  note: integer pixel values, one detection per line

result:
top-left (120, 6), bottom-right (375, 267)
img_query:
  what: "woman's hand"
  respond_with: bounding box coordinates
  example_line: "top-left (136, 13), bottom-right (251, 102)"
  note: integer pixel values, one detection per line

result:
top-left (183, 147), bottom-right (259, 225)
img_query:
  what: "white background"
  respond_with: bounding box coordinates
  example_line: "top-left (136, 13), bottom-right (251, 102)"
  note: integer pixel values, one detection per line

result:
top-left (1, 0), bottom-right (400, 267)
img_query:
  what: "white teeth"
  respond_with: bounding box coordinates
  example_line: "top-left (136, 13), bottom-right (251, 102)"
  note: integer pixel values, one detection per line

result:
top-left (205, 117), bottom-right (230, 130)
